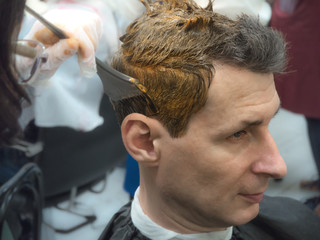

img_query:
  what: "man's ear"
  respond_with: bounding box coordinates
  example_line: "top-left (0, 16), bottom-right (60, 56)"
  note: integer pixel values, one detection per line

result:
top-left (121, 113), bottom-right (162, 166)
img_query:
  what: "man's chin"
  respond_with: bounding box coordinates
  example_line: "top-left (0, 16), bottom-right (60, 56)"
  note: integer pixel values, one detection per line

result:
top-left (230, 203), bottom-right (260, 226)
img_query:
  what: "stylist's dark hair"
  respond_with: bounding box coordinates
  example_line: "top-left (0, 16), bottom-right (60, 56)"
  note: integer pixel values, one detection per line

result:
top-left (0, 0), bottom-right (29, 145)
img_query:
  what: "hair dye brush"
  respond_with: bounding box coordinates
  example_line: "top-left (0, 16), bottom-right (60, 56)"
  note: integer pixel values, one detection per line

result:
top-left (25, 5), bottom-right (145, 102)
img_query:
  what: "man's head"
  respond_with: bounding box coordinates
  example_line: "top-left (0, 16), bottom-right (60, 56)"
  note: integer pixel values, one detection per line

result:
top-left (111, 0), bottom-right (287, 233)
top-left (112, 0), bottom-right (286, 137)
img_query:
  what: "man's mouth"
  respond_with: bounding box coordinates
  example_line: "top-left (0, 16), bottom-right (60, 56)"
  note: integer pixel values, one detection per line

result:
top-left (238, 193), bottom-right (264, 203)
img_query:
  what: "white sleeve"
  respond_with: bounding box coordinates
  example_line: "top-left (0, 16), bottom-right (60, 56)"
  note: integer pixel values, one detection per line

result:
top-left (195, 0), bottom-right (272, 26)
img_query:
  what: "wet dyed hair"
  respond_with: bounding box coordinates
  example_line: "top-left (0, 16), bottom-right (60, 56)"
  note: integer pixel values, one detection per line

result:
top-left (111, 0), bottom-right (287, 137)
top-left (0, 0), bottom-right (29, 145)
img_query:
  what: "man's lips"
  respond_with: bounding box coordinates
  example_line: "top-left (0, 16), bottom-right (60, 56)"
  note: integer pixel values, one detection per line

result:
top-left (239, 193), bottom-right (264, 203)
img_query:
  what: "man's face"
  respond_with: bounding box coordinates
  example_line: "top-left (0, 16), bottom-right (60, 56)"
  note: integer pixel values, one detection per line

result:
top-left (155, 64), bottom-right (287, 230)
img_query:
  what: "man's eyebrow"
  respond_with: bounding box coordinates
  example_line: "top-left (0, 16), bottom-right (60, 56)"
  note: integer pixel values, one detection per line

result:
top-left (239, 104), bottom-right (281, 129)
top-left (240, 119), bottom-right (263, 128)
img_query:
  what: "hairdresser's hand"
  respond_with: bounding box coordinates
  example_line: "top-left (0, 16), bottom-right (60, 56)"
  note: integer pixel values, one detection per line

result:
top-left (25, 8), bottom-right (102, 81)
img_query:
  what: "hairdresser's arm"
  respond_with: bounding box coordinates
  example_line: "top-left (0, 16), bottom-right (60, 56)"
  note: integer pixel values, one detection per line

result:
top-left (24, 8), bottom-right (102, 82)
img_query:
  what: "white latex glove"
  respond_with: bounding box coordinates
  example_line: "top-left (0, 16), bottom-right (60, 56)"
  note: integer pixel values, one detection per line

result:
top-left (24, 8), bottom-right (103, 81)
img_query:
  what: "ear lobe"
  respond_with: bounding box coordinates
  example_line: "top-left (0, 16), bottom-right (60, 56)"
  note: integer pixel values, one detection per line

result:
top-left (121, 113), bottom-right (158, 165)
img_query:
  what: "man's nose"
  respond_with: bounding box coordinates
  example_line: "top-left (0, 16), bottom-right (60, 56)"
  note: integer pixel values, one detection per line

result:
top-left (251, 131), bottom-right (287, 179)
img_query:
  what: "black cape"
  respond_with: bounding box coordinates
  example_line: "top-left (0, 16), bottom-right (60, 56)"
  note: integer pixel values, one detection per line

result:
top-left (99, 196), bottom-right (320, 240)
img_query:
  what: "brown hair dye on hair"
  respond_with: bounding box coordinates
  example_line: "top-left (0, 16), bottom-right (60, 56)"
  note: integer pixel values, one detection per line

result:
top-left (111, 0), bottom-right (287, 138)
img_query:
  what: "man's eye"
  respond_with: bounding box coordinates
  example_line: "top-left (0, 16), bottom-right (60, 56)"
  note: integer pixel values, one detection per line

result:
top-left (227, 130), bottom-right (247, 142)
top-left (233, 131), bottom-right (246, 138)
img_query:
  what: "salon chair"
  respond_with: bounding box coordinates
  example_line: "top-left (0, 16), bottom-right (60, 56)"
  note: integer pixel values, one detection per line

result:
top-left (38, 95), bottom-right (127, 233)
top-left (0, 162), bottom-right (43, 240)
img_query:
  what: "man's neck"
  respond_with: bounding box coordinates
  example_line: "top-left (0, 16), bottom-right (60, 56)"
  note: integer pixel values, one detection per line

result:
top-left (138, 186), bottom-right (228, 234)
top-left (132, 187), bottom-right (233, 240)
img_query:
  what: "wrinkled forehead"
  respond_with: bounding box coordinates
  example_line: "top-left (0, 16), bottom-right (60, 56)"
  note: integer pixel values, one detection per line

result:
top-left (194, 64), bottom-right (278, 124)
top-left (209, 64), bottom-right (275, 104)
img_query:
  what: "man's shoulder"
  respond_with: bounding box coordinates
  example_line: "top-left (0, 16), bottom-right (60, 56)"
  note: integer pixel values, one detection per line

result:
top-left (99, 196), bottom-right (320, 240)
top-left (98, 201), bottom-right (150, 240)
top-left (236, 195), bottom-right (320, 240)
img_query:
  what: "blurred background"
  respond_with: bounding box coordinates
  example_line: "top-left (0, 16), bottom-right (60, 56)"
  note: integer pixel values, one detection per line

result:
top-left (1, 0), bottom-right (319, 239)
